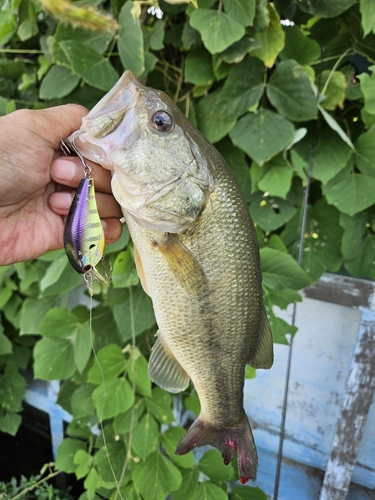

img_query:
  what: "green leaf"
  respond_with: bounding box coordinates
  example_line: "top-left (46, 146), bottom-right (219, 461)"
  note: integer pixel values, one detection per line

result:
top-left (0, 330), bottom-right (13, 355)
top-left (133, 451), bottom-right (182, 500)
top-left (113, 399), bottom-right (145, 434)
top-left (197, 89), bottom-right (237, 143)
top-left (297, 0), bottom-right (356, 17)
top-left (323, 173), bottom-right (375, 215)
top-left (216, 56), bottom-right (265, 121)
top-left (150, 20), bottom-right (165, 50)
top-left (360, 0), bottom-right (375, 36)
top-left (74, 449), bottom-right (93, 479)
top-left (161, 427), bottom-right (195, 468)
top-left (318, 105), bottom-right (354, 149)
top-left (340, 213), bottom-right (375, 278)
top-left (260, 248), bottom-right (310, 290)
top-left (279, 26), bottom-right (321, 65)
top-left (230, 109), bottom-right (294, 165)
top-left (132, 413), bottom-right (159, 458)
top-left (189, 9), bottom-right (245, 54)
top-left (74, 322), bottom-right (92, 373)
top-left (321, 70), bottom-right (346, 110)
top-left (126, 353), bottom-right (152, 397)
top-left (257, 154), bottom-right (293, 199)
top-left (358, 66), bottom-right (375, 115)
top-left (0, 362), bottom-right (26, 412)
top-left (266, 306), bottom-right (297, 344)
top-left (355, 126), bottom-right (375, 175)
top-left (113, 287), bottom-right (155, 341)
top-left (295, 127), bottom-right (352, 184)
top-left (88, 344), bottom-right (125, 384)
top-left (171, 467), bottom-right (200, 500)
top-left (195, 481), bottom-right (228, 500)
top-left (39, 307), bottom-right (83, 338)
top-left (59, 41), bottom-right (118, 91)
top-left (56, 438), bottom-right (86, 473)
top-left (0, 411), bottom-right (22, 436)
top-left (34, 337), bottom-right (76, 379)
top-left (71, 384), bottom-right (96, 418)
top-left (231, 486), bottom-right (267, 500)
top-left (199, 449), bottom-right (235, 481)
top-left (117, 1), bottom-right (145, 76)
top-left (145, 387), bottom-right (175, 424)
top-left (264, 287), bottom-right (301, 310)
top-left (52, 23), bottom-right (112, 65)
top-left (95, 435), bottom-right (126, 482)
top-left (266, 60), bottom-right (317, 122)
top-left (39, 65), bottom-right (80, 100)
top-left (249, 191), bottom-right (296, 232)
top-left (184, 49), bottom-right (215, 86)
top-left (250, 4), bottom-right (285, 67)
top-left (92, 377), bottom-right (134, 419)
top-left (20, 296), bottom-right (56, 335)
top-left (223, 0), bottom-right (256, 27)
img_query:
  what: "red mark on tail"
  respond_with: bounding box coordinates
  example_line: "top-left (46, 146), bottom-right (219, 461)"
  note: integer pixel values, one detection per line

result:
top-left (240, 476), bottom-right (250, 484)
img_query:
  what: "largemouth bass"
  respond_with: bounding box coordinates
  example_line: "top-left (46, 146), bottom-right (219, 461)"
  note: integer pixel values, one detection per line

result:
top-left (68, 71), bottom-right (273, 483)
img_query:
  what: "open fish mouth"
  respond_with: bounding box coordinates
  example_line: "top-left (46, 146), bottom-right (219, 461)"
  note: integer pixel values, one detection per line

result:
top-left (66, 71), bottom-right (142, 169)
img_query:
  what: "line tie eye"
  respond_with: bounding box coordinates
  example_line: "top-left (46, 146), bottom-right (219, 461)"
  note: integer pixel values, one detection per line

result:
top-left (151, 110), bottom-right (173, 133)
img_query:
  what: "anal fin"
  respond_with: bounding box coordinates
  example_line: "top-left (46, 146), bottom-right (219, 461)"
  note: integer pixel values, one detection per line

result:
top-left (148, 331), bottom-right (190, 393)
top-left (249, 306), bottom-right (274, 369)
top-left (156, 233), bottom-right (208, 294)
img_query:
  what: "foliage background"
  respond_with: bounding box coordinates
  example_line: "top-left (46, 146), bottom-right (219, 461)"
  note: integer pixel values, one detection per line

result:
top-left (0, 0), bottom-right (375, 498)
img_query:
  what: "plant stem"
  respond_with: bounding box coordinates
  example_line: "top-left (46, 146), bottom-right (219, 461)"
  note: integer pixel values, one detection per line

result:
top-left (10, 470), bottom-right (62, 500)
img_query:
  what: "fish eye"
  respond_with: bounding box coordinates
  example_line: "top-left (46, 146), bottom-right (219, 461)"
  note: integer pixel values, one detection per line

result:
top-left (151, 110), bottom-right (174, 133)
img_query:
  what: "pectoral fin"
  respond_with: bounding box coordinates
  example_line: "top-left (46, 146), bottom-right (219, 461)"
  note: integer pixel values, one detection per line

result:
top-left (249, 307), bottom-right (274, 369)
top-left (156, 234), bottom-right (208, 294)
top-left (133, 245), bottom-right (150, 296)
top-left (148, 331), bottom-right (190, 393)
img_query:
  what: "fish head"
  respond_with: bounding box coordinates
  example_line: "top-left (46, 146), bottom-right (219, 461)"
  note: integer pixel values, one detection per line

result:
top-left (70, 71), bottom-right (214, 233)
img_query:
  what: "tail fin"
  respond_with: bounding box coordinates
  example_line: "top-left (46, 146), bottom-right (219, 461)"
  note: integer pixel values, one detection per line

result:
top-left (175, 415), bottom-right (258, 483)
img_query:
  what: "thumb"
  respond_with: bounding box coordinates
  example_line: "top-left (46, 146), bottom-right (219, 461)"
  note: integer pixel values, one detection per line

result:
top-left (36, 104), bottom-right (89, 150)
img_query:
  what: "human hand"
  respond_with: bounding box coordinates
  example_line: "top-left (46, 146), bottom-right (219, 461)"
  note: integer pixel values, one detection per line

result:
top-left (0, 105), bottom-right (122, 266)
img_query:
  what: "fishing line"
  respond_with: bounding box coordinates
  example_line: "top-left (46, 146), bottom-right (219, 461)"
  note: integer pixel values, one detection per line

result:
top-left (114, 286), bottom-right (137, 500)
top-left (272, 97), bottom-right (319, 500)
top-left (87, 277), bottom-right (125, 500)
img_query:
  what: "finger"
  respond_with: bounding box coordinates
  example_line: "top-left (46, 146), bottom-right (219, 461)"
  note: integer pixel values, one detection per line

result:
top-left (49, 190), bottom-right (123, 219)
top-left (102, 218), bottom-right (123, 245)
top-left (51, 156), bottom-right (113, 194)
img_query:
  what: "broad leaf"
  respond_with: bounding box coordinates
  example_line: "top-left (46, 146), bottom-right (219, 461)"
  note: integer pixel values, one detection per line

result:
top-left (189, 9), bottom-right (245, 54)
top-left (279, 26), bottom-right (321, 65)
top-left (39, 65), bottom-right (80, 100)
top-left (184, 49), bottom-right (215, 86)
top-left (132, 413), bottom-right (159, 458)
top-left (230, 109), bottom-right (294, 165)
top-left (145, 387), bottom-right (175, 424)
top-left (257, 154), bottom-right (293, 199)
top-left (249, 191), bottom-right (296, 232)
top-left (34, 337), bottom-right (75, 380)
top-left (223, 0), bottom-right (256, 27)
top-left (59, 41), bottom-right (118, 91)
top-left (118, 1), bottom-right (145, 76)
top-left (0, 411), bottom-right (22, 436)
top-left (198, 449), bottom-right (235, 481)
top-left (161, 426), bottom-right (195, 468)
top-left (231, 487), bottom-right (267, 500)
top-left (195, 482), bottom-right (228, 500)
top-left (56, 438), bottom-right (86, 473)
top-left (318, 105), bottom-right (354, 149)
top-left (197, 89), bottom-right (237, 143)
top-left (358, 66), bottom-right (375, 115)
top-left (20, 296), bottom-right (56, 335)
top-left (355, 126), bottom-right (375, 176)
top-left (171, 467), bottom-right (200, 500)
top-left (133, 451), bottom-right (182, 500)
top-left (0, 362), bottom-right (26, 412)
top-left (216, 56), bottom-right (265, 121)
top-left (88, 344), bottom-right (126, 384)
top-left (320, 70), bottom-right (346, 110)
top-left (250, 4), bottom-right (285, 67)
top-left (92, 377), bottom-right (134, 419)
top-left (71, 384), bottom-right (96, 418)
top-left (323, 173), bottom-right (375, 215)
top-left (260, 248), bottom-right (311, 290)
top-left (266, 60), bottom-right (317, 121)
top-left (360, 0), bottom-right (375, 36)
top-left (296, 0), bottom-right (356, 17)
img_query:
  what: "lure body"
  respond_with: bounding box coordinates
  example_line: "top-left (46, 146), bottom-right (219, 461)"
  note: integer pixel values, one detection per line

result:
top-left (64, 177), bottom-right (106, 282)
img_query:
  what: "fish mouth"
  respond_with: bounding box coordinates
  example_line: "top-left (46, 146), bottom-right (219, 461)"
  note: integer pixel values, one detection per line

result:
top-left (66, 70), bottom-right (142, 170)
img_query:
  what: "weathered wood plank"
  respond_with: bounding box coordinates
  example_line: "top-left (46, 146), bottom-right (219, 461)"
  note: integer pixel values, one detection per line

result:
top-left (319, 308), bottom-right (375, 500)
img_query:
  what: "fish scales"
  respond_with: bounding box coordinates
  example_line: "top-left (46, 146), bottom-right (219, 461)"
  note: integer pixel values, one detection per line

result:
top-left (67, 71), bottom-right (273, 483)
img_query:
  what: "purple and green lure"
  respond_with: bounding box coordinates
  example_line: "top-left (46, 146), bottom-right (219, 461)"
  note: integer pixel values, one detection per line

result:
top-left (61, 137), bottom-right (108, 285)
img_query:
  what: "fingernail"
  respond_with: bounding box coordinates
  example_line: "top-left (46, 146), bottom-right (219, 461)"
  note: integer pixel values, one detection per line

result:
top-left (101, 219), bottom-right (107, 230)
top-left (53, 159), bottom-right (76, 181)
top-left (50, 191), bottom-right (73, 210)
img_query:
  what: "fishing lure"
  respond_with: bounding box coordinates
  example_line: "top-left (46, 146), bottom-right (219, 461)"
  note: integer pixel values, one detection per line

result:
top-left (61, 136), bottom-right (109, 286)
